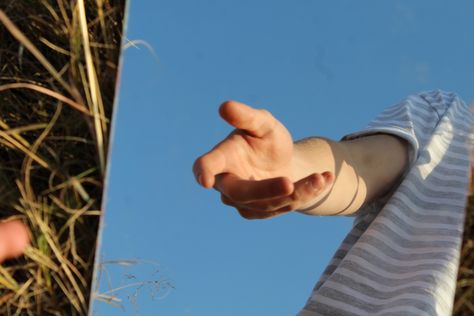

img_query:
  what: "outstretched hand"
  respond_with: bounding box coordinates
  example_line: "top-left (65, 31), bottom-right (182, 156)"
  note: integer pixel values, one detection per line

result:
top-left (193, 101), bottom-right (334, 219)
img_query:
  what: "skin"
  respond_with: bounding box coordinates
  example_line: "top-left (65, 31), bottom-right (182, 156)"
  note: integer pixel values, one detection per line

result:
top-left (193, 100), bottom-right (409, 219)
top-left (0, 220), bottom-right (29, 262)
top-left (0, 101), bottom-right (408, 260)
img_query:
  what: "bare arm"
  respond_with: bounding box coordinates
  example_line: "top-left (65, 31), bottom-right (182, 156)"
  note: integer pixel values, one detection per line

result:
top-left (291, 134), bottom-right (408, 215)
top-left (193, 101), bottom-right (409, 218)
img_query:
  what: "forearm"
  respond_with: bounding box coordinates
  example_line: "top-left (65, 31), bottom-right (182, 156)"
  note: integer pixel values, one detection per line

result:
top-left (292, 135), bottom-right (408, 216)
top-left (291, 137), bottom-right (366, 215)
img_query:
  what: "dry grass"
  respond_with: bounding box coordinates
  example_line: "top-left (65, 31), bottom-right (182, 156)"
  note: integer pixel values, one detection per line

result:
top-left (0, 0), bottom-right (124, 314)
top-left (453, 166), bottom-right (474, 315)
top-left (0, 1), bottom-right (472, 315)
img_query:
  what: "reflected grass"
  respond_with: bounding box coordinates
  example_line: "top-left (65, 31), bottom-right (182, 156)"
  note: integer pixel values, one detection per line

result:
top-left (0, 0), bottom-right (124, 314)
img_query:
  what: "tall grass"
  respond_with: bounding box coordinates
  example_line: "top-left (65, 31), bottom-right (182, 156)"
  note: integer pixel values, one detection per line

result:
top-left (453, 164), bottom-right (474, 315)
top-left (0, 1), bottom-right (124, 314)
top-left (1, 1), bottom-right (473, 315)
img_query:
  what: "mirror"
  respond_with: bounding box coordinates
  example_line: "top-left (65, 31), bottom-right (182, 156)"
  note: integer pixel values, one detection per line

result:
top-left (92, 1), bottom-right (474, 315)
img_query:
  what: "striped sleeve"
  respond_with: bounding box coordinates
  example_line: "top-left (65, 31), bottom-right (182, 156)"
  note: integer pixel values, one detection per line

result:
top-left (298, 90), bottom-right (474, 316)
top-left (341, 90), bottom-right (467, 167)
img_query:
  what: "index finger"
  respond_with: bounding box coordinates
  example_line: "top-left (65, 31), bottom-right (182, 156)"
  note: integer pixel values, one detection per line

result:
top-left (219, 101), bottom-right (276, 138)
top-left (193, 147), bottom-right (227, 188)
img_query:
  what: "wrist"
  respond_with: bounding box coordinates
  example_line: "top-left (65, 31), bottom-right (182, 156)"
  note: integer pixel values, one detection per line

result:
top-left (291, 137), bottom-right (366, 216)
top-left (291, 137), bottom-right (335, 181)
top-left (289, 137), bottom-right (336, 211)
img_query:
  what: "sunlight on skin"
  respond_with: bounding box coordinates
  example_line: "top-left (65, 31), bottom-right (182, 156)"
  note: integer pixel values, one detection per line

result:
top-left (193, 101), bottom-right (336, 219)
top-left (194, 101), bottom-right (409, 219)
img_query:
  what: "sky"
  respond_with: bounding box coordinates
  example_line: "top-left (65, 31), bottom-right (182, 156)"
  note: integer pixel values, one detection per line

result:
top-left (92, 1), bottom-right (474, 315)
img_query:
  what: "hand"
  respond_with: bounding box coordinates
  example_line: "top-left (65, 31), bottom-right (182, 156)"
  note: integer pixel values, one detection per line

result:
top-left (193, 101), bottom-right (334, 219)
top-left (0, 220), bottom-right (30, 262)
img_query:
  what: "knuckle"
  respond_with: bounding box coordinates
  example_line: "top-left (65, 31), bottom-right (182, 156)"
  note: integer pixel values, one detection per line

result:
top-left (260, 108), bottom-right (275, 121)
top-left (199, 153), bottom-right (212, 165)
top-left (194, 156), bottom-right (211, 175)
top-left (259, 109), bottom-right (275, 127)
top-left (192, 156), bottom-right (203, 171)
top-left (259, 108), bottom-right (272, 118)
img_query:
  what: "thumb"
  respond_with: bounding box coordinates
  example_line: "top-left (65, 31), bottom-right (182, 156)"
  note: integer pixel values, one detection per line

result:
top-left (219, 101), bottom-right (276, 138)
top-left (0, 220), bottom-right (30, 262)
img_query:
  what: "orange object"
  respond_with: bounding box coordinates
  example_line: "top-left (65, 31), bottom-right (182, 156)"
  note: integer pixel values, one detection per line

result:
top-left (0, 221), bottom-right (30, 262)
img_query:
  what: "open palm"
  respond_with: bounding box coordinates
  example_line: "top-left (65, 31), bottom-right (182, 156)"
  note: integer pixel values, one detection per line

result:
top-left (193, 101), bottom-right (333, 219)
top-left (195, 101), bottom-right (293, 184)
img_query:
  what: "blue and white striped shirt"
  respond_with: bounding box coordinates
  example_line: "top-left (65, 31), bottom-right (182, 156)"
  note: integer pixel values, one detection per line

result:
top-left (298, 90), bottom-right (474, 316)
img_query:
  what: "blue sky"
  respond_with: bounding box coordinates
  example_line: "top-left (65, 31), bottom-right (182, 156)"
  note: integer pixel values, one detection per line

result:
top-left (92, 1), bottom-right (474, 315)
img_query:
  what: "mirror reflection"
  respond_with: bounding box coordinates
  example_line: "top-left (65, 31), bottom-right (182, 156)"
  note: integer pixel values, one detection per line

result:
top-left (93, 1), bottom-right (474, 315)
